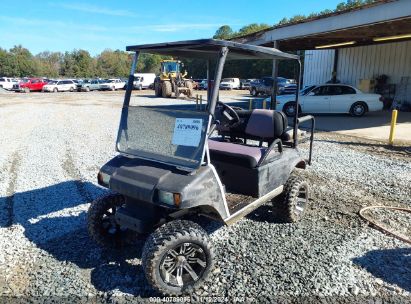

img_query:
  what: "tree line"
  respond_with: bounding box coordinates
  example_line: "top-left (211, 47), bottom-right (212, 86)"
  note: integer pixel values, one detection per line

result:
top-left (0, 46), bottom-right (163, 78)
top-left (0, 0), bottom-right (378, 80)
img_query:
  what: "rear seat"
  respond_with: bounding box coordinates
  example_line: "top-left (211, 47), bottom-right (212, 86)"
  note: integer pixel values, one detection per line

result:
top-left (209, 109), bottom-right (288, 168)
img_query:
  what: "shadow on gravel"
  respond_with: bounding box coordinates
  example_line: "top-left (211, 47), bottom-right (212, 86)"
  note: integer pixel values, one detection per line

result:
top-left (317, 139), bottom-right (409, 153)
top-left (0, 180), bottom-right (157, 298)
top-left (352, 247), bottom-right (411, 292)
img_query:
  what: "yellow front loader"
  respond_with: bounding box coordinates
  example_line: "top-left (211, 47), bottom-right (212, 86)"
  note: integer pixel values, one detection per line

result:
top-left (153, 60), bottom-right (193, 98)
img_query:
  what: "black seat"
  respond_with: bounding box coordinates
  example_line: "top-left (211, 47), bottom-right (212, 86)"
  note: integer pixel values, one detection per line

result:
top-left (209, 109), bottom-right (288, 168)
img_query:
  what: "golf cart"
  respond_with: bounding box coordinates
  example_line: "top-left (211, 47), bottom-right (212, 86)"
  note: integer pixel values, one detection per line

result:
top-left (88, 39), bottom-right (315, 295)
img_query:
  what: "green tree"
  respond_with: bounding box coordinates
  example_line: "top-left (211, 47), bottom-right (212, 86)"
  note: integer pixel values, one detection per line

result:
top-left (0, 48), bottom-right (16, 76)
top-left (35, 51), bottom-right (62, 78)
top-left (9, 45), bottom-right (39, 77)
top-left (213, 25), bottom-right (234, 39)
top-left (96, 49), bottom-right (132, 78)
top-left (236, 23), bottom-right (271, 36)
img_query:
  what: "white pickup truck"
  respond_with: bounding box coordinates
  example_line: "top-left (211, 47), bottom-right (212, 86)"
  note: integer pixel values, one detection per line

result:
top-left (0, 77), bottom-right (18, 90)
top-left (99, 79), bottom-right (126, 91)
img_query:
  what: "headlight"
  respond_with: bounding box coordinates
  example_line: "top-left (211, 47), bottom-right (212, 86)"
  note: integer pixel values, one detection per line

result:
top-left (158, 190), bottom-right (182, 207)
top-left (97, 171), bottom-right (110, 186)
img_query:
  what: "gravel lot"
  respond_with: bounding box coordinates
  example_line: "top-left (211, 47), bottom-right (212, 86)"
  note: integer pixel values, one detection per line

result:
top-left (0, 90), bottom-right (410, 303)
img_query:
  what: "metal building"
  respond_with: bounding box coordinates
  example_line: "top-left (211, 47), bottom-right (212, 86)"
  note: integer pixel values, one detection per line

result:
top-left (233, 0), bottom-right (411, 107)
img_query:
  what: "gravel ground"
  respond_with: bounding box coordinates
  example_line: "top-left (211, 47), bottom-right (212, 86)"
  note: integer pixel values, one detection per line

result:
top-left (0, 91), bottom-right (410, 303)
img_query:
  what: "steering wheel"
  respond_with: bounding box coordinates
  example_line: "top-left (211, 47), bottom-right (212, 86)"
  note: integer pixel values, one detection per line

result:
top-left (216, 101), bottom-right (241, 128)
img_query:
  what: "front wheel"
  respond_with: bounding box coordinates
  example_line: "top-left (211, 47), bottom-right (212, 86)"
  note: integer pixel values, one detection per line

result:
top-left (87, 193), bottom-right (139, 248)
top-left (70, 87), bottom-right (74, 92)
top-left (53, 88), bottom-right (58, 93)
top-left (350, 102), bottom-right (367, 117)
top-left (24, 87), bottom-right (30, 93)
top-left (250, 88), bottom-right (258, 96)
top-left (142, 220), bottom-right (214, 295)
top-left (283, 102), bottom-right (299, 117)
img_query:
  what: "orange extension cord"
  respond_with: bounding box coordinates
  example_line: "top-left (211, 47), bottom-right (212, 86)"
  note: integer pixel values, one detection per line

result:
top-left (359, 205), bottom-right (411, 245)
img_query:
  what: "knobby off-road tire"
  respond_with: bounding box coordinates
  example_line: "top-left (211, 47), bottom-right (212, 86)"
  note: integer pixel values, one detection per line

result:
top-left (162, 81), bottom-right (172, 98)
top-left (154, 82), bottom-right (162, 97)
top-left (272, 175), bottom-right (310, 223)
top-left (142, 220), bottom-right (214, 295)
top-left (87, 193), bottom-right (138, 248)
top-left (185, 81), bottom-right (193, 98)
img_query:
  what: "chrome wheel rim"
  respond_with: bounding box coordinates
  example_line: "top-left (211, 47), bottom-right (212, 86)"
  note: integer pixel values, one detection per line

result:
top-left (286, 105), bottom-right (296, 115)
top-left (160, 242), bottom-right (207, 287)
top-left (354, 105), bottom-right (364, 115)
top-left (294, 186), bottom-right (308, 217)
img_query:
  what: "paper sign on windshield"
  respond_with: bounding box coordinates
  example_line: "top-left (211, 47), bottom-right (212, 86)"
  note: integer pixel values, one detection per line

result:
top-left (172, 118), bottom-right (203, 147)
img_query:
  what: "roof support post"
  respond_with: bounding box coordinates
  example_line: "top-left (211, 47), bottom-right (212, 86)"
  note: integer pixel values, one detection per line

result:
top-left (209, 46), bottom-right (228, 116)
top-left (270, 41), bottom-right (279, 110)
top-left (123, 51), bottom-right (139, 107)
top-left (293, 59), bottom-right (302, 148)
top-left (206, 59), bottom-right (211, 104)
top-left (331, 49), bottom-right (339, 84)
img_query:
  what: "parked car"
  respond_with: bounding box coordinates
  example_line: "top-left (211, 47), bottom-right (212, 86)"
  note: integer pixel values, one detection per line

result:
top-left (275, 84), bottom-right (383, 117)
top-left (278, 77), bottom-right (297, 95)
top-left (240, 78), bottom-right (258, 90)
top-left (76, 79), bottom-right (101, 92)
top-left (133, 73), bottom-right (156, 90)
top-left (197, 79), bottom-right (208, 90)
top-left (250, 76), bottom-right (297, 96)
top-left (42, 79), bottom-right (76, 92)
top-left (192, 79), bottom-right (204, 90)
top-left (219, 77), bottom-right (240, 90)
top-left (0, 77), bottom-right (18, 90)
top-left (100, 78), bottom-right (126, 91)
top-left (13, 78), bottom-right (48, 92)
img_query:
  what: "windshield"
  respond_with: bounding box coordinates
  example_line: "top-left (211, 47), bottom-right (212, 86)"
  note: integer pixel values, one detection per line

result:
top-left (117, 106), bottom-right (210, 170)
top-left (162, 62), bottom-right (179, 73)
top-left (301, 85), bottom-right (316, 95)
top-left (47, 81), bottom-right (57, 85)
top-left (222, 78), bottom-right (233, 82)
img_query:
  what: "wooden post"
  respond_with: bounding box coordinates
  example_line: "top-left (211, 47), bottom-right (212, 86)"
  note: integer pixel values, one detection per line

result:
top-left (200, 95), bottom-right (203, 111)
top-left (196, 94), bottom-right (199, 110)
top-left (263, 99), bottom-right (267, 109)
top-left (249, 99), bottom-right (253, 110)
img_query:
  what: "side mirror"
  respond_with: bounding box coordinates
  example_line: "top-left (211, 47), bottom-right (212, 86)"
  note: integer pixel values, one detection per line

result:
top-left (308, 91), bottom-right (315, 96)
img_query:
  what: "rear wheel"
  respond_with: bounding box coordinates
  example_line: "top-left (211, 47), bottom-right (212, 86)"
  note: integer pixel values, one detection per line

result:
top-left (350, 102), bottom-right (367, 117)
top-left (85, 86), bottom-right (90, 92)
top-left (272, 175), bottom-right (310, 223)
top-left (142, 220), bottom-right (214, 295)
top-left (87, 193), bottom-right (139, 248)
top-left (162, 81), bottom-right (172, 98)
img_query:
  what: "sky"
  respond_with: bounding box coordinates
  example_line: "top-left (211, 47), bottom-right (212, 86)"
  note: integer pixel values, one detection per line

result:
top-left (0, 0), bottom-right (342, 55)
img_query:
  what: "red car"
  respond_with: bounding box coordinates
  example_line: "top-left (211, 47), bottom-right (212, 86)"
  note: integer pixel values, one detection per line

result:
top-left (13, 78), bottom-right (48, 92)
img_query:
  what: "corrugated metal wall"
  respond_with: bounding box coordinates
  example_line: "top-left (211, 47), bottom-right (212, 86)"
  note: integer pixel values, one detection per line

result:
top-left (303, 40), bottom-right (411, 87)
top-left (303, 49), bottom-right (334, 85)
